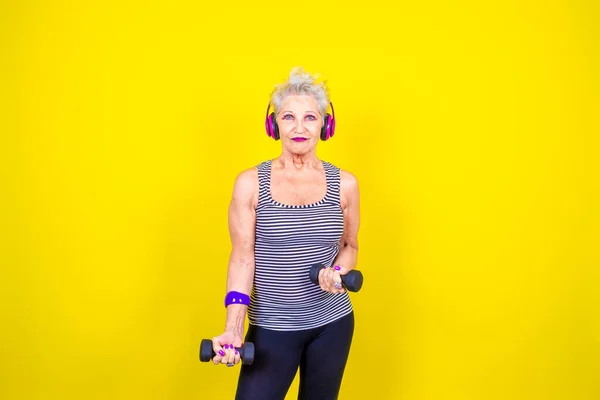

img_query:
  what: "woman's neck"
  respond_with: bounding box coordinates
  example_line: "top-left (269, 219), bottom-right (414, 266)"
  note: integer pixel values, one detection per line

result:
top-left (274, 151), bottom-right (320, 170)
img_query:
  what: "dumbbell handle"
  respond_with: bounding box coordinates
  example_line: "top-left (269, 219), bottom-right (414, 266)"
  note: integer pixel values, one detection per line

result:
top-left (199, 339), bottom-right (255, 365)
top-left (309, 263), bottom-right (364, 292)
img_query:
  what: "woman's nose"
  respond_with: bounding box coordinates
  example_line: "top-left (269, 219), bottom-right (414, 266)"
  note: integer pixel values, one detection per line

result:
top-left (294, 119), bottom-right (306, 132)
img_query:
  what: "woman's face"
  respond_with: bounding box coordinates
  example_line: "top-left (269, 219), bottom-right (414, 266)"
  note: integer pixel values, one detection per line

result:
top-left (277, 94), bottom-right (323, 152)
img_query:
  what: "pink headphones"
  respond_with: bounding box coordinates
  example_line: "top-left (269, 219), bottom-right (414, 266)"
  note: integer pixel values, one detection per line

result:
top-left (265, 101), bottom-right (336, 141)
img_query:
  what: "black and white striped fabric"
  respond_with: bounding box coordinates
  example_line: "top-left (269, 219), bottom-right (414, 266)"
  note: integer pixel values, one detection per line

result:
top-left (248, 159), bottom-right (353, 331)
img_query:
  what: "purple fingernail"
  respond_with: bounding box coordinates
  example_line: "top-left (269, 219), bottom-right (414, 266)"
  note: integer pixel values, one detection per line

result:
top-left (235, 350), bottom-right (239, 355)
top-left (334, 266), bottom-right (341, 271)
top-left (230, 344), bottom-right (233, 349)
top-left (218, 350), bottom-right (225, 356)
top-left (224, 344), bottom-right (228, 349)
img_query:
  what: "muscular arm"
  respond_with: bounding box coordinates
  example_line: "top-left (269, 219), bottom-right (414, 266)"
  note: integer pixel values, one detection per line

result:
top-left (332, 170), bottom-right (360, 274)
top-left (224, 168), bottom-right (258, 337)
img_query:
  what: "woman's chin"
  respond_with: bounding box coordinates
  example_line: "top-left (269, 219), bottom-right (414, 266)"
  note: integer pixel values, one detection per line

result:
top-left (285, 146), bottom-right (314, 155)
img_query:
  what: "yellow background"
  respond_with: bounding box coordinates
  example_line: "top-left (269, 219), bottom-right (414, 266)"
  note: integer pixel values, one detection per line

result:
top-left (1, 1), bottom-right (599, 399)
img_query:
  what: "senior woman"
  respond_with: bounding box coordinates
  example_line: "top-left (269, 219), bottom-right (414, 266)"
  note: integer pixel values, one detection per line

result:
top-left (211, 67), bottom-right (361, 400)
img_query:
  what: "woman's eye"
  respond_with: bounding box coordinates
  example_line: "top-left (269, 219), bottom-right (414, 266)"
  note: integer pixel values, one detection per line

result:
top-left (306, 115), bottom-right (316, 121)
top-left (282, 114), bottom-right (293, 120)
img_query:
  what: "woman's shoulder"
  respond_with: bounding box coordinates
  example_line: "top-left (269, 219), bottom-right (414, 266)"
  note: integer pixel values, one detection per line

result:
top-left (322, 160), bottom-right (358, 182)
top-left (236, 159), bottom-right (271, 177)
top-left (232, 165), bottom-right (259, 193)
top-left (340, 169), bottom-right (359, 190)
top-left (233, 158), bottom-right (274, 186)
top-left (331, 163), bottom-right (359, 194)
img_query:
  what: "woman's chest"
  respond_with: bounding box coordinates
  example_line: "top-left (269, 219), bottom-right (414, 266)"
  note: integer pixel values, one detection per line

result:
top-left (270, 171), bottom-right (327, 206)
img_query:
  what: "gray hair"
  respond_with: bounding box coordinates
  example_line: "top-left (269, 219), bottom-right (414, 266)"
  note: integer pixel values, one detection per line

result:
top-left (270, 66), bottom-right (330, 118)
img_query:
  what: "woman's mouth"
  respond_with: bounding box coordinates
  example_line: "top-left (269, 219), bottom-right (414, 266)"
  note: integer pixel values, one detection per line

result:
top-left (292, 137), bottom-right (307, 142)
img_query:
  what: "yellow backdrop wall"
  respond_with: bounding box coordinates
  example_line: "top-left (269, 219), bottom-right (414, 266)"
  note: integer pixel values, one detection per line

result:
top-left (1, 1), bottom-right (598, 399)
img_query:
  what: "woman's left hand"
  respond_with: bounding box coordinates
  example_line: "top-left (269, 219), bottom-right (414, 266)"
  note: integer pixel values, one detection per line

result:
top-left (318, 265), bottom-right (346, 294)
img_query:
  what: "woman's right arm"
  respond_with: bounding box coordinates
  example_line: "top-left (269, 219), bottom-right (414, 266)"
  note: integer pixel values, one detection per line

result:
top-left (211, 167), bottom-right (258, 366)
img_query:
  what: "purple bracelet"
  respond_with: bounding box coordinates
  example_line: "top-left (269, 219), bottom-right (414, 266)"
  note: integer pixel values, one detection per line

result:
top-left (224, 291), bottom-right (250, 308)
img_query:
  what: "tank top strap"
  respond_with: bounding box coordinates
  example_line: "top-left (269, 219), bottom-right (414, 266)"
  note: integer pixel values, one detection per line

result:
top-left (323, 161), bottom-right (341, 207)
top-left (256, 160), bottom-right (272, 202)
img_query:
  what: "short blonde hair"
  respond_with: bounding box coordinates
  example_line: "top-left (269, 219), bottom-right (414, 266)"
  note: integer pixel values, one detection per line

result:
top-left (270, 67), bottom-right (330, 119)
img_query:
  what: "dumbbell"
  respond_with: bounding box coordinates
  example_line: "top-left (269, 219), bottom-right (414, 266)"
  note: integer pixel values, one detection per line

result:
top-left (199, 339), bottom-right (255, 365)
top-left (309, 263), bottom-right (364, 292)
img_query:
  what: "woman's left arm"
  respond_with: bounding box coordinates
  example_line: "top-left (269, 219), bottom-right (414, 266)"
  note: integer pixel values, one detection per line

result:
top-left (319, 170), bottom-right (360, 293)
top-left (334, 170), bottom-right (360, 273)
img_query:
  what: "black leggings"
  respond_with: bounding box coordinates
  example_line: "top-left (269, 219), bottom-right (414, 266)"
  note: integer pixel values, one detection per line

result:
top-left (235, 312), bottom-right (354, 400)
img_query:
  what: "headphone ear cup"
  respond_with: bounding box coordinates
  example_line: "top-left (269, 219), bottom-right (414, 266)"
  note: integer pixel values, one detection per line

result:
top-left (265, 112), bottom-right (280, 140)
top-left (271, 113), bottom-right (280, 140)
top-left (265, 115), bottom-right (270, 138)
top-left (321, 114), bottom-right (332, 141)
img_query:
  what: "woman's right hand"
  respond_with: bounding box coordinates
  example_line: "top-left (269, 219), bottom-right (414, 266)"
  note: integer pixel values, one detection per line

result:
top-left (212, 331), bottom-right (243, 366)
top-left (318, 265), bottom-right (346, 294)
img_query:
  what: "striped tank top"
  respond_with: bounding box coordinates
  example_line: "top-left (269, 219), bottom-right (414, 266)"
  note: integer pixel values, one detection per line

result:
top-left (248, 159), bottom-right (353, 331)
